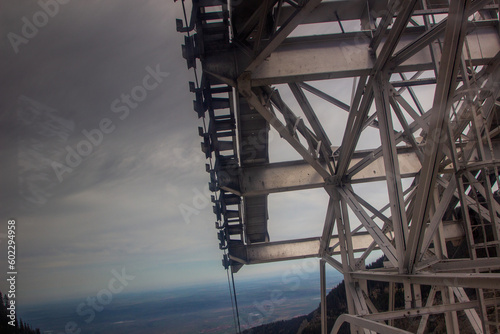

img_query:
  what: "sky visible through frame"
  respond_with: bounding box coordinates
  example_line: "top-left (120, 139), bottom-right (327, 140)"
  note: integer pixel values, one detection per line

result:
top-left (0, 0), bottom-right (355, 309)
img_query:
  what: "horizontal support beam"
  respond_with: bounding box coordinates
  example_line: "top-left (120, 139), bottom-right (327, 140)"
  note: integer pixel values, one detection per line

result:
top-left (243, 0), bottom-right (323, 73)
top-left (239, 160), bottom-right (324, 196)
top-left (428, 258), bottom-right (500, 272)
top-left (351, 271), bottom-right (500, 290)
top-left (331, 314), bottom-right (413, 334)
top-left (228, 233), bottom-right (374, 265)
top-left (276, 0), bottom-right (389, 26)
top-left (239, 150), bottom-right (421, 195)
top-left (228, 221), bottom-right (464, 265)
top-left (363, 298), bottom-right (500, 321)
top-left (350, 151), bottom-right (421, 183)
top-left (248, 24), bottom-right (499, 85)
top-left (275, 0), bottom-right (465, 26)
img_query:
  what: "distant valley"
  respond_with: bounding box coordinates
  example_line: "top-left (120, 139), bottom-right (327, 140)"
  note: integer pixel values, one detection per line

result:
top-left (19, 273), bottom-right (343, 334)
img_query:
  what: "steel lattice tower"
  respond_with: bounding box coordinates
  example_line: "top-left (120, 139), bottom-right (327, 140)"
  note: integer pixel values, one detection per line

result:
top-left (178, 0), bottom-right (500, 332)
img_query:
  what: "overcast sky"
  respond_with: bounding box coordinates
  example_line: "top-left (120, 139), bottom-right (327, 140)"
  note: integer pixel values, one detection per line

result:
top-left (0, 0), bottom-right (398, 307)
top-left (0, 0), bottom-right (239, 304)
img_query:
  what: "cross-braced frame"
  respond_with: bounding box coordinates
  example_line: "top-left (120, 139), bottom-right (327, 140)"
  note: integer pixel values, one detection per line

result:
top-left (178, 0), bottom-right (500, 332)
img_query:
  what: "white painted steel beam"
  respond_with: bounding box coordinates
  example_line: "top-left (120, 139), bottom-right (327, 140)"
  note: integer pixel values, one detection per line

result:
top-left (373, 74), bottom-right (409, 273)
top-left (351, 271), bottom-right (500, 290)
top-left (239, 151), bottom-right (421, 195)
top-left (404, 0), bottom-right (471, 273)
top-left (228, 221), bottom-right (464, 264)
top-left (243, 0), bottom-right (323, 73)
top-left (228, 233), bottom-right (374, 264)
top-left (330, 314), bottom-right (413, 334)
top-left (249, 25), bottom-right (499, 85)
top-left (362, 298), bottom-right (499, 322)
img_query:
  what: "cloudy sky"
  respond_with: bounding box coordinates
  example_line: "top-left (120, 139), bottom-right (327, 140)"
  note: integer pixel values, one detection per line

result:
top-left (0, 0), bottom-right (240, 304)
top-left (0, 0), bottom-right (403, 309)
top-left (0, 0), bottom-right (347, 307)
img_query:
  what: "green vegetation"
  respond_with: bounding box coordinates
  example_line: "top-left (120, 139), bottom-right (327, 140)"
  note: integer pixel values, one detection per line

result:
top-left (0, 292), bottom-right (41, 334)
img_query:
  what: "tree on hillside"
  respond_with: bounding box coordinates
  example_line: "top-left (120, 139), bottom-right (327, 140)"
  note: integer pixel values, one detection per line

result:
top-left (0, 291), bottom-right (41, 334)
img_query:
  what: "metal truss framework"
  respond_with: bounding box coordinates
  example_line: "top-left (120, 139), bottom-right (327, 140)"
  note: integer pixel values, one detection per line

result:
top-left (178, 0), bottom-right (500, 332)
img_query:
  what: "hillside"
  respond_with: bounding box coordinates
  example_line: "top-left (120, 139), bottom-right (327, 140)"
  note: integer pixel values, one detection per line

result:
top-left (0, 292), bottom-right (41, 334)
top-left (243, 256), bottom-right (476, 334)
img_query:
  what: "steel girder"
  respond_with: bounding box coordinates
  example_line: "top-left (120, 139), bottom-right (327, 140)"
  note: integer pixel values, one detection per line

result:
top-left (178, 0), bottom-right (500, 332)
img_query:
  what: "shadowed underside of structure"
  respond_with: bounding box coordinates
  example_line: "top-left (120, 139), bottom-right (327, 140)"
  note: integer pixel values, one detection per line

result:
top-left (178, 0), bottom-right (500, 332)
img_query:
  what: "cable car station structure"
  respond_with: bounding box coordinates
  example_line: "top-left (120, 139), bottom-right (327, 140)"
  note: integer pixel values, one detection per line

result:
top-left (177, 0), bottom-right (500, 332)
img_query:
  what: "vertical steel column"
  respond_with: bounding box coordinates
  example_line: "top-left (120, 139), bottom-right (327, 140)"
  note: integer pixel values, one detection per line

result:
top-left (404, 0), bottom-right (471, 273)
top-left (330, 188), bottom-right (356, 322)
top-left (373, 74), bottom-right (409, 274)
top-left (320, 259), bottom-right (327, 334)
